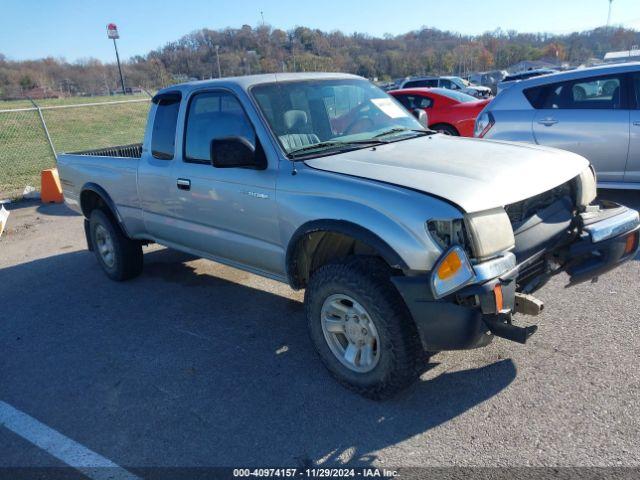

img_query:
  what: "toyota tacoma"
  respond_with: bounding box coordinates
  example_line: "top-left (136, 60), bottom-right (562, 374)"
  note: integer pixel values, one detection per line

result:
top-left (57, 73), bottom-right (640, 398)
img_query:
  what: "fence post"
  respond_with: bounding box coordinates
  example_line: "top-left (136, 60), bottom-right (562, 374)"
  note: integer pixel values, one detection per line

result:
top-left (27, 97), bottom-right (57, 162)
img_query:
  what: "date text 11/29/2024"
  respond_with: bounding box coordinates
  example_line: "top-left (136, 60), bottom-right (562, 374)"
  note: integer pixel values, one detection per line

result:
top-left (233, 468), bottom-right (399, 478)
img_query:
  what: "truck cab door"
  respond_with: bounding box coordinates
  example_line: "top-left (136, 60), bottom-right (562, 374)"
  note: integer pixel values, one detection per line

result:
top-left (531, 73), bottom-right (629, 183)
top-left (137, 92), bottom-right (183, 240)
top-left (167, 89), bottom-right (283, 277)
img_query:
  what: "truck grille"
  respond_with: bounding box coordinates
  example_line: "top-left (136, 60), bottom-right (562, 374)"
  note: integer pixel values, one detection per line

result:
top-left (505, 181), bottom-right (573, 226)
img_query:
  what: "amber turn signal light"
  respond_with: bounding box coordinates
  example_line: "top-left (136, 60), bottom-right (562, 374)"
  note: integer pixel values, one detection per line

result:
top-left (624, 231), bottom-right (639, 255)
top-left (437, 249), bottom-right (462, 280)
top-left (493, 284), bottom-right (504, 313)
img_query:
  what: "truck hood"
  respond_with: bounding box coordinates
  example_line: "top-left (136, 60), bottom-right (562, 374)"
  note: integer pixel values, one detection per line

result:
top-left (304, 134), bottom-right (589, 213)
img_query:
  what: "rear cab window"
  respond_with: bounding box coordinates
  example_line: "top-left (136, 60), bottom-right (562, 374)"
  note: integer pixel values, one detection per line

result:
top-left (151, 93), bottom-right (181, 160)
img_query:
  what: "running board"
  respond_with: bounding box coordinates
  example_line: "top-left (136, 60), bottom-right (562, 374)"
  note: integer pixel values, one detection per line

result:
top-left (484, 316), bottom-right (538, 344)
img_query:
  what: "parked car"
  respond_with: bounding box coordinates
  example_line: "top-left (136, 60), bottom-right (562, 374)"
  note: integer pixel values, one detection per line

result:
top-left (58, 72), bottom-right (639, 399)
top-left (496, 68), bottom-right (557, 94)
top-left (389, 87), bottom-right (489, 136)
top-left (468, 70), bottom-right (509, 95)
top-left (400, 76), bottom-right (492, 99)
top-left (475, 62), bottom-right (640, 187)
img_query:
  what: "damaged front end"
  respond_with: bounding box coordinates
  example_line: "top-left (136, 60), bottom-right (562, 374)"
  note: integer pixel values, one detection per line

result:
top-left (392, 168), bottom-right (640, 352)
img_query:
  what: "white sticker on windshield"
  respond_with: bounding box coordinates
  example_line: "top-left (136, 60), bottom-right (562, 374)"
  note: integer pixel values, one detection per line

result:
top-left (370, 98), bottom-right (408, 119)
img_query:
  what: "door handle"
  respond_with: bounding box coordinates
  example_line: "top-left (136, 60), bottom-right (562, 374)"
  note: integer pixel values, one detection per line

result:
top-left (633, 121), bottom-right (640, 126)
top-left (176, 178), bottom-right (191, 191)
top-left (538, 118), bottom-right (558, 126)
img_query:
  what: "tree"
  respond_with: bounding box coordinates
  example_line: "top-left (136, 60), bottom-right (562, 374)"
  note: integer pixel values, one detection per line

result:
top-left (19, 74), bottom-right (36, 90)
top-left (1, 25), bottom-right (639, 99)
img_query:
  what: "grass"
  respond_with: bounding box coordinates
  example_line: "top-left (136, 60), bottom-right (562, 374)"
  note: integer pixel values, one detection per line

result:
top-left (0, 93), bottom-right (150, 110)
top-left (0, 95), bottom-right (150, 197)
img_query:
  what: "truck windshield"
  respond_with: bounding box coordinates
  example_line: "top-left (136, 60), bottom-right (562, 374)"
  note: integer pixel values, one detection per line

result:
top-left (251, 79), bottom-right (425, 158)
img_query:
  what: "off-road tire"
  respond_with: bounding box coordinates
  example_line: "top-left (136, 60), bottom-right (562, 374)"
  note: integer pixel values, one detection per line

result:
top-left (305, 256), bottom-right (425, 399)
top-left (89, 209), bottom-right (143, 281)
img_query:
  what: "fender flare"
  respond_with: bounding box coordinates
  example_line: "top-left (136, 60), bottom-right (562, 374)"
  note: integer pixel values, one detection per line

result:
top-left (285, 219), bottom-right (409, 288)
top-left (79, 183), bottom-right (130, 237)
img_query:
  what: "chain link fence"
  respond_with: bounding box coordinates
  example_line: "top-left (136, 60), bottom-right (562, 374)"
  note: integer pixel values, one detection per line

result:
top-left (0, 96), bottom-right (151, 198)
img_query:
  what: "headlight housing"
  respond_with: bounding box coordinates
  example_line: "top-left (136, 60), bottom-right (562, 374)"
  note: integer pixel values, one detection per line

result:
top-left (464, 208), bottom-right (515, 261)
top-left (575, 166), bottom-right (597, 209)
top-left (426, 218), bottom-right (467, 250)
top-left (431, 246), bottom-right (476, 299)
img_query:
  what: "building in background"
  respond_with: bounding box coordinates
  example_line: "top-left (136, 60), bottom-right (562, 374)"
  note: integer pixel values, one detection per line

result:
top-left (604, 48), bottom-right (640, 63)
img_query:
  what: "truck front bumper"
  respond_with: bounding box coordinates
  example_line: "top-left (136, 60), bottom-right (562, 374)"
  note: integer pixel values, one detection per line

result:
top-left (392, 204), bottom-right (640, 352)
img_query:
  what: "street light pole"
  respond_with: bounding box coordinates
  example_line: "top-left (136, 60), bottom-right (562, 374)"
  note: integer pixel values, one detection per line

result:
top-left (215, 45), bottom-right (222, 78)
top-left (288, 33), bottom-right (296, 72)
top-left (107, 24), bottom-right (126, 94)
top-left (113, 38), bottom-right (126, 94)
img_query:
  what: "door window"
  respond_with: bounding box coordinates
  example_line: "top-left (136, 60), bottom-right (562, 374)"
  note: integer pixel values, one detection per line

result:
top-left (393, 94), bottom-right (433, 110)
top-left (184, 91), bottom-right (256, 163)
top-left (403, 79), bottom-right (437, 88)
top-left (525, 75), bottom-right (623, 110)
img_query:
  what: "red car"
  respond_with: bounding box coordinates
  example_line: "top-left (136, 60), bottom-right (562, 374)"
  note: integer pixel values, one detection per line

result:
top-left (389, 87), bottom-right (490, 137)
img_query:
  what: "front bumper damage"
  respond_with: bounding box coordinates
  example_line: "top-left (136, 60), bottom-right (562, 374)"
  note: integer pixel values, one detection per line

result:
top-left (392, 203), bottom-right (640, 352)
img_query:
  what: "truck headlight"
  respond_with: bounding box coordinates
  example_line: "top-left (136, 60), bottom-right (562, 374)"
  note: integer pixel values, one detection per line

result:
top-left (575, 166), bottom-right (597, 209)
top-left (426, 218), bottom-right (466, 250)
top-left (464, 208), bottom-right (515, 261)
top-left (431, 246), bottom-right (475, 299)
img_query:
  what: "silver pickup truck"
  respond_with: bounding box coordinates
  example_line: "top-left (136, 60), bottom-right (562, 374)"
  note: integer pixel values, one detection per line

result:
top-left (58, 72), bottom-right (640, 399)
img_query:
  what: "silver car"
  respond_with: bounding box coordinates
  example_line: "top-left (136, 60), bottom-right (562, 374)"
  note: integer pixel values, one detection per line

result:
top-left (476, 62), bottom-right (640, 188)
top-left (400, 75), bottom-right (492, 99)
top-left (469, 70), bottom-right (509, 95)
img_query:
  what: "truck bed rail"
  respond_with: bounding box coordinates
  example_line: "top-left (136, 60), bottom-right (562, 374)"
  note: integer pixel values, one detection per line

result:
top-left (70, 143), bottom-right (142, 159)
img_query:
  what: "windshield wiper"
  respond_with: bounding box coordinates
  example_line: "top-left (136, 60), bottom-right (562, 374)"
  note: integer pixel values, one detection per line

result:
top-left (287, 139), bottom-right (387, 159)
top-left (373, 127), bottom-right (432, 139)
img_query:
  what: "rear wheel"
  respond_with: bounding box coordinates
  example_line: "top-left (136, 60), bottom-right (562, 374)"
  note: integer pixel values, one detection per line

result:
top-left (431, 124), bottom-right (459, 136)
top-left (305, 257), bottom-right (424, 399)
top-left (89, 209), bottom-right (143, 281)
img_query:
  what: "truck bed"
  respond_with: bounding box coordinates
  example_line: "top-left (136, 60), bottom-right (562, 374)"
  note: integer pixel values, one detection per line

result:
top-left (70, 143), bottom-right (142, 159)
top-left (57, 144), bottom-right (144, 236)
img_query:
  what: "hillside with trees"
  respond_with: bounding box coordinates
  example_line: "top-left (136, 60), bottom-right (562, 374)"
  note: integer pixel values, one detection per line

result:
top-left (1, 24), bottom-right (638, 99)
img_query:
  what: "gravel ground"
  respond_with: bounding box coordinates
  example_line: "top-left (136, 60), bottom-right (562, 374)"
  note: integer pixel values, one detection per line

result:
top-left (0, 191), bottom-right (638, 470)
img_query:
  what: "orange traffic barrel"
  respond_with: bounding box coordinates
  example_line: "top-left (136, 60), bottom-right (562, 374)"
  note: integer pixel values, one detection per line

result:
top-left (41, 168), bottom-right (64, 203)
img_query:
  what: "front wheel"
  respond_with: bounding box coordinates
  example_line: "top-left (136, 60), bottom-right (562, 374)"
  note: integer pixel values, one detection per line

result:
top-left (305, 257), bottom-right (424, 399)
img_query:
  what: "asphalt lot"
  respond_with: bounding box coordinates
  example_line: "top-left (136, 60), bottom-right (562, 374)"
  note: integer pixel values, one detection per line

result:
top-left (0, 190), bottom-right (639, 472)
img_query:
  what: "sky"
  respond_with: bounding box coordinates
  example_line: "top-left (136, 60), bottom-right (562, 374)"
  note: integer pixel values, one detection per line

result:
top-left (1, 0), bottom-right (639, 63)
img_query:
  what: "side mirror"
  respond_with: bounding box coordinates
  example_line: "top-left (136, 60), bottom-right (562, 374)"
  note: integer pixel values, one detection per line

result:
top-left (210, 137), bottom-right (260, 169)
top-left (412, 109), bottom-right (429, 128)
